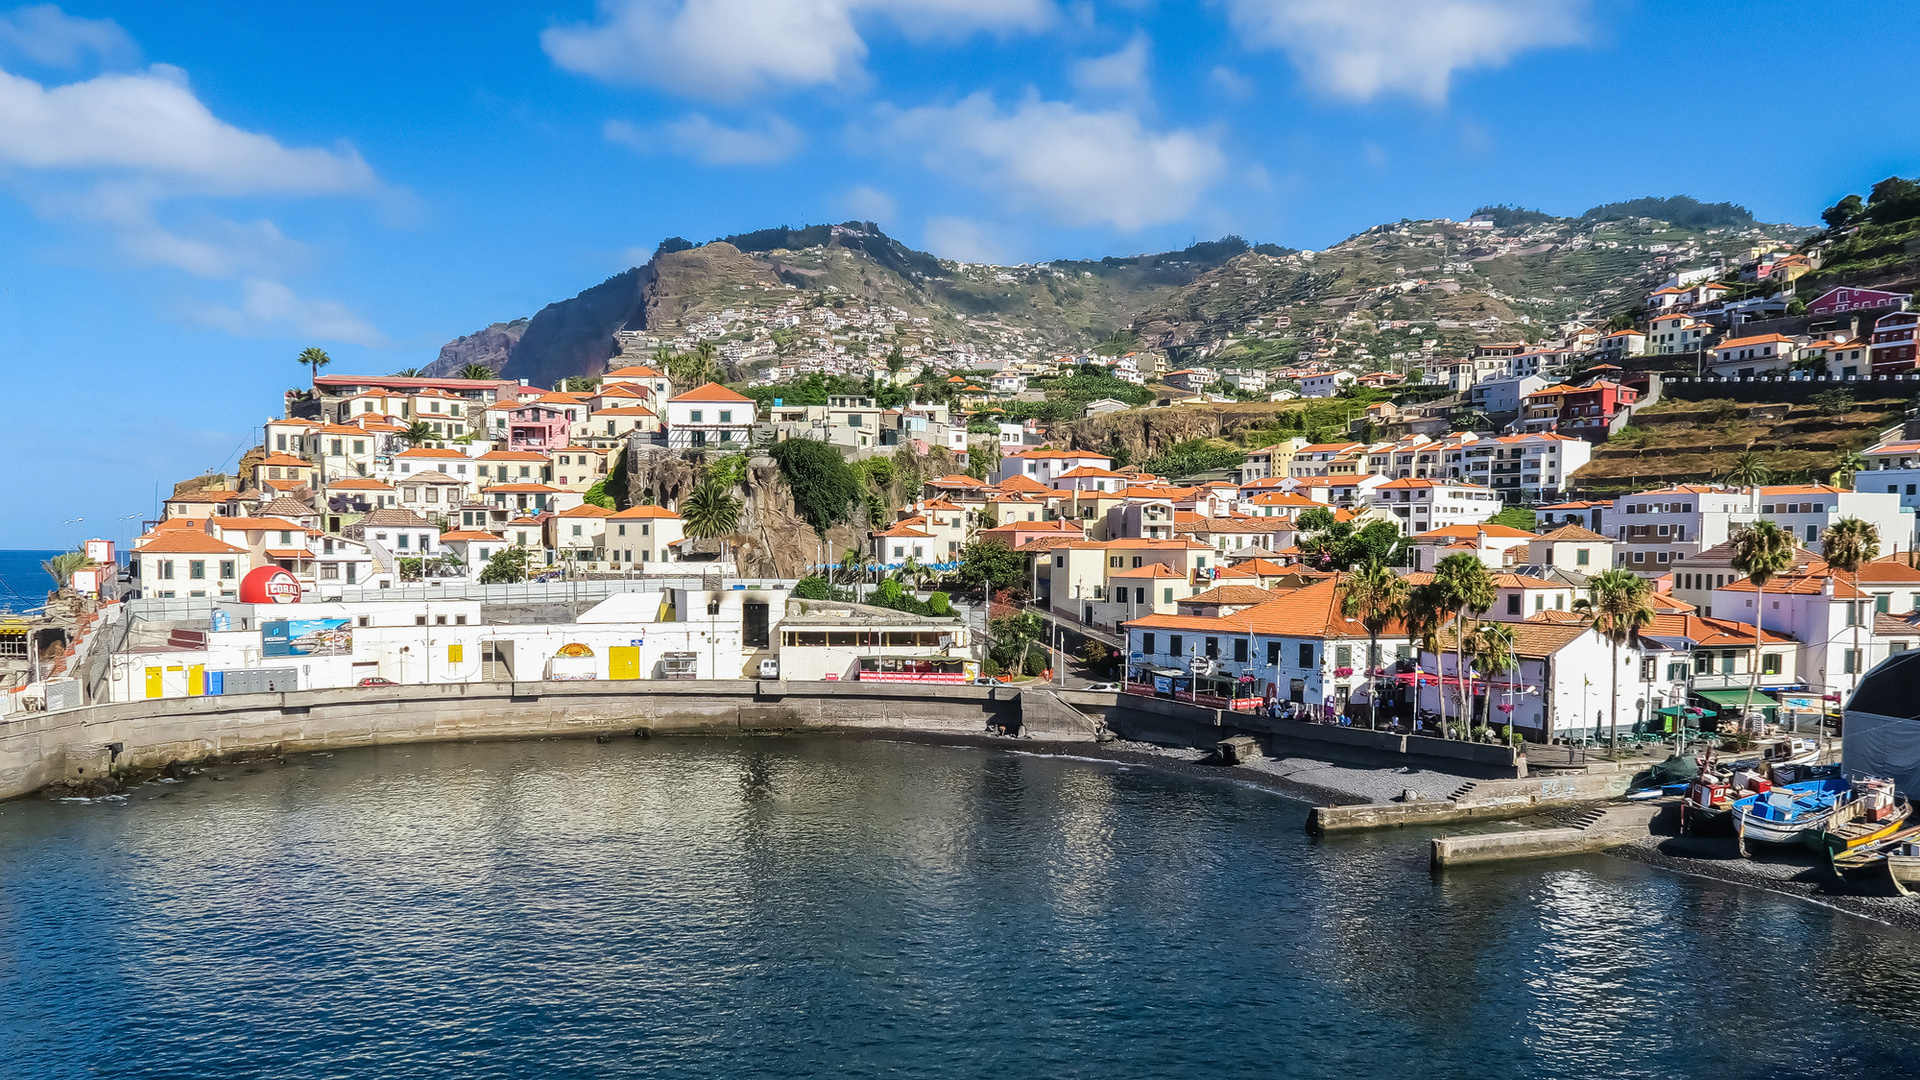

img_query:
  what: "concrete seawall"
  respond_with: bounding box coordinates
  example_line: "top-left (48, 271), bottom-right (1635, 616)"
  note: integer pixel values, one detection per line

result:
top-left (1307, 771), bottom-right (1634, 834)
top-left (0, 680), bottom-right (1110, 801)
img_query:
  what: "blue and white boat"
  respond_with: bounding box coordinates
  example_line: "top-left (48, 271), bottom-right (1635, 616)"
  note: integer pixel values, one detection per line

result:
top-left (1733, 777), bottom-right (1852, 855)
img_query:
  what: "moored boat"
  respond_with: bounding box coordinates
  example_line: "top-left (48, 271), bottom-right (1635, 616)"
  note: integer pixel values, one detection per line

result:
top-left (1828, 825), bottom-right (1920, 881)
top-left (1803, 780), bottom-right (1907, 856)
top-left (1733, 777), bottom-right (1851, 856)
top-left (1887, 842), bottom-right (1920, 896)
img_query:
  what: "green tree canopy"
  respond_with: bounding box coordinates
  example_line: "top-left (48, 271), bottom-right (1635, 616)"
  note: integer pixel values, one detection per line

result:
top-left (958, 539), bottom-right (1025, 595)
top-left (769, 437), bottom-right (863, 537)
top-left (479, 545), bottom-right (532, 584)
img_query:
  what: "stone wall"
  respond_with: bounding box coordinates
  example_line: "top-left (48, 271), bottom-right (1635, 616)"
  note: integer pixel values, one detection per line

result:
top-left (0, 680), bottom-right (1053, 802)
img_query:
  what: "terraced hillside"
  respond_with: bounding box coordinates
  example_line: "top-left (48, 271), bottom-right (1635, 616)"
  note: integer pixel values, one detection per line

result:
top-left (1570, 395), bottom-right (1909, 496)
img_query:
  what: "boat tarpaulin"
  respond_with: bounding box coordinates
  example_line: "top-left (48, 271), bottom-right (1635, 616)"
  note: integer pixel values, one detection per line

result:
top-left (1647, 754), bottom-right (1700, 785)
top-left (1844, 652), bottom-right (1920, 793)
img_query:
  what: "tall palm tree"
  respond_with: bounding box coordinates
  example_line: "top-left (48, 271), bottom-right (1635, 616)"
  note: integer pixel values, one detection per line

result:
top-left (1832, 450), bottom-right (1870, 489)
top-left (41, 550), bottom-right (89, 588)
top-left (457, 362), bottom-right (496, 381)
top-left (1431, 553), bottom-right (1495, 738)
top-left (1586, 569), bottom-right (1656, 755)
top-left (392, 367), bottom-right (423, 378)
top-left (1726, 450), bottom-right (1772, 513)
top-left (1729, 521), bottom-right (1797, 728)
top-left (1340, 562), bottom-right (1409, 729)
top-left (1821, 517), bottom-right (1881, 694)
top-left (1402, 581), bottom-right (1449, 732)
top-left (402, 420), bottom-right (437, 447)
top-left (297, 347), bottom-right (331, 380)
top-left (681, 475), bottom-right (742, 569)
top-left (1472, 622), bottom-right (1517, 739)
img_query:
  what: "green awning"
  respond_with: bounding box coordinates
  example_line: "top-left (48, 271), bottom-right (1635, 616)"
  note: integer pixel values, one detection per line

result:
top-left (1656, 705), bottom-right (1716, 718)
top-left (1694, 689), bottom-right (1778, 709)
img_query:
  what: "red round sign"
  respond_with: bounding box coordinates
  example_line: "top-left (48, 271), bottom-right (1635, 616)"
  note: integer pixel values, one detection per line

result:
top-left (238, 565), bottom-right (302, 604)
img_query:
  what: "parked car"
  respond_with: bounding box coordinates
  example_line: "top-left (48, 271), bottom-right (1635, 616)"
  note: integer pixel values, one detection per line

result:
top-left (356, 677), bottom-right (397, 687)
top-left (1084, 682), bottom-right (1119, 691)
top-left (757, 658), bottom-right (780, 679)
top-left (971, 677), bottom-right (997, 686)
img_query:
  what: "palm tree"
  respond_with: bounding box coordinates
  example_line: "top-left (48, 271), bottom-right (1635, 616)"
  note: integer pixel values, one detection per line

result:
top-left (402, 420), bottom-right (437, 447)
top-left (681, 475), bottom-right (742, 569)
top-left (392, 367), bottom-right (423, 378)
top-left (1431, 553), bottom-right (1495, 738)
top-left (1832, 450), bottom-right (1870, 489)
top-left (1821, 517), bottom-right (1881, 694)
top-left (457, 362), bottom-right (497, 381)
top-left (670, 342), bottom-right (723, 388)
top-left (1726, 450), bottom-right (1772, 513)
top-left (1586, 569), bottom-right (1656, 755)
top-left (41, 550), bottom-right (90, 589)
top-left (1729, 521), bottom-right (1797, 729)
top-left (1472, 622), bottom-right (1517, 740)
top-left (297, 347), bottom-right (332, 380)
top-left (1402, 581), bottom-right (1450, 732)
top-left (1340, 562), bottom-right (1409, 729)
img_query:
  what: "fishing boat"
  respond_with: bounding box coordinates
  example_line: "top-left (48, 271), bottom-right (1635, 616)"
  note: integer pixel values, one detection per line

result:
top-left (1888, 841), bottom-right (1920, 896)
top-left (1827, 825), bottom-right (1920, 881)
top-left (1681, 769), bottom-right (1740, 836)
top-left (1733, 777), bottom-right (1852, 856)
top-left (1803, 780), bottom-right (1908, 856)
top-left (1763, 737), bottom-right (1821, 773)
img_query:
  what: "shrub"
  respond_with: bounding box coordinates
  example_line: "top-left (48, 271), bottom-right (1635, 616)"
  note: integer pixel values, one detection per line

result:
top-left (794, 576), bottom-right (831, 600)
top-left (1024, 649), bottom-right (1050, 677)
top-left (983, 658), bottom-right (1002, 677)
top-left (927, 591), bottom-right (951, 615)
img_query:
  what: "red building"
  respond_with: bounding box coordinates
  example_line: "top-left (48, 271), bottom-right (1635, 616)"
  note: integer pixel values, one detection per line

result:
top-left (1870, 311), bottom-right (1920, 375)
top-left (1558, 381), bottom-right (1639, 439)
top-left (1808, 286), bottom-right (1908, 318)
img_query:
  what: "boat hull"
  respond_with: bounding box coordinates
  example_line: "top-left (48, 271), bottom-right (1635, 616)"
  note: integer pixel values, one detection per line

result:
top-left (1890, 855), bottom-right (1920, 897)
top-left (1682, 803), bottom-right (1735, 837)
top-left (1804, 802), bottom-right (1913, 856)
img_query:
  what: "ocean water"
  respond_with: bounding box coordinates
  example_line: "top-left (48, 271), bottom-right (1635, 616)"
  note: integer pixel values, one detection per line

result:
top-left (1, 737), bottom-right (1917, 1080)
top-left (0, 550), bottom-right (58, 614)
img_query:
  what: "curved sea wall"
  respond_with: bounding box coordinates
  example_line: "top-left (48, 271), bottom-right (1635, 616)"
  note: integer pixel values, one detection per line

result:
top-left (0, 681), bottom-right (1110, 800)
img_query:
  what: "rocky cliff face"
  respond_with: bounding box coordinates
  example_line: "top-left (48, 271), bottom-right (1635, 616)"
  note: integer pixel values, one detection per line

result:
top-left (499, 265), bottom-right (656, 388)
top-left (1064, 403), bottom-right (1300, 463)
top-left (426, 319), bottom-right (528, 377)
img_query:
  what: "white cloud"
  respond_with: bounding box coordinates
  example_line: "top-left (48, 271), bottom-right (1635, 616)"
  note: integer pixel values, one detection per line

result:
top-left (192, 279), bottom-right (385, 347)
top-left (883, 93), bottom-right (1223, 230)
top-left (0, 64), bottom-right (375, 194)
top-left (0, 41), bottom-right (386, 343)
top-left (544, 0), bottom-right (1055, 102)
top-left (1225, 0), bottom-right (1588, 103)
top-left (0, 4), bottom-right (137, 69)
top-left (1209, 65), bottom-right (1254, 99)
top-left (842, 184), bottom-right (896, 223)
top-left (923, 217), bottom-right (1002, 263)
top-left (1071, 33), bottom-right (1150, 96)
top-left (606, 113), bottom-right (803, 165)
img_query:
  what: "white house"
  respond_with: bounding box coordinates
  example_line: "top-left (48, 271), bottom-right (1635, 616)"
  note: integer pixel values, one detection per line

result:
top-left (663, 383), bottom-right (757, 449)
top-left (1299, 370), bottom-right (1356, 398)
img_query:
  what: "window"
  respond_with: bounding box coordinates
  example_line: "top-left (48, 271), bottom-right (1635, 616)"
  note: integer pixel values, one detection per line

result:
top-left (397, 534), bottom-right (409, 550)
top-left (219, 560), bottom-right (235, 579)
top-left (1163, 587), bottom-right (1173, 604)
top-left (1762, 653), bottom-right (1781, 676)
top-left (1666, 662), bottom-right (1689, 681)
top-left (1169, 635), bottom-right (1183, 657)
top-left (415, 615), bottom-right (427, 626)
top-left (1720, 651), bottom-right (1735, 674)
top-left (1877, 594), bottom-right (1892, 614)
top-left (159, 560), bottom-right (173, 580)
top-left (189, 561), bottom-right (205, 580)
top-left (1576, 548), bottom-right (1589, 566)
top-left (1109, 556), bottom-right (1122, 568)
top-left (1142, 633), bottom-right (1155, 655)
top-left (1507, 594), bottom-right (1521, 615)
top-left (1640, 658), bottom-right (1655, 681)
top-left (689, 410), bottom-right (703, 423)
top-left (1844, 649), bottom-right (1862, 675)
top-left (1298, 643), bottom-right (1314, 668)
top-left (1807, 524), bottom-right (1819, 543)
top-left (1234, 639), bottom-right (1248, 663)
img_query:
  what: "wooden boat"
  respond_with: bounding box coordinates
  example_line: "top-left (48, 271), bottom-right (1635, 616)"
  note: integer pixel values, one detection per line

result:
top-left (1763, 737), bottom-right (1821, 773)
top-left (1682, 771), bottom-right (1739, 836)
top-left (1828, 825), bottom-right (1920, 881)
top-left (1803, 781), bottom-right (1907, 855)
top-left (1734, 777), bottom-right (1851, 856)
top-left (1889, 842), bottom-right (1920, 896)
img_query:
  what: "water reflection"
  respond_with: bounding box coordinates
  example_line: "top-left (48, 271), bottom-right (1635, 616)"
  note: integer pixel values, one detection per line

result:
top-left (0, 737), bottom-right (1916, 1080)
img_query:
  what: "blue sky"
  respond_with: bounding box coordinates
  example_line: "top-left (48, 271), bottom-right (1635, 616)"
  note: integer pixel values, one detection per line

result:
top-left (3, 0), bottom-right (1919, 548)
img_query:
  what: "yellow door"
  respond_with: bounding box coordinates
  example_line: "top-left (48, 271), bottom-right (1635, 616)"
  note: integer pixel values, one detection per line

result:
top-left (608, 646), bottom-right (639, 681)
top-left (145, 667), bottom-right (162, 699)
top-left (187, 665), bottom-right (205, 696)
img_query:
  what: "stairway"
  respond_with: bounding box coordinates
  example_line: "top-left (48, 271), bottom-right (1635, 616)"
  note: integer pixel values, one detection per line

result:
top-left (1447, 781), bottom-right (1479, 803)
top-left (1569, 806), bottom-right (1609, 831)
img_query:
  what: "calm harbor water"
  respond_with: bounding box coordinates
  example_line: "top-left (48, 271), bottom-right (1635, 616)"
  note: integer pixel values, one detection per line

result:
top-left (1, 736), bottom-right (1917, 1079)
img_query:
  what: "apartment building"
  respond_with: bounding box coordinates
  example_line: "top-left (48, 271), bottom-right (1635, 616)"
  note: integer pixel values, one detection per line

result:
top-left (1370, 478), bottom-right (1500, 535)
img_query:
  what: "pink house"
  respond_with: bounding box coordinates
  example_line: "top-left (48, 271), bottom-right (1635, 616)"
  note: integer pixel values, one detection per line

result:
top-left (509, 392), bottom-right (584, 451)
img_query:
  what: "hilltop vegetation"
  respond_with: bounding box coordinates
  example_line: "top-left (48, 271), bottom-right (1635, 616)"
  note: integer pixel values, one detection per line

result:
top-left (1802, 176), bottom-right (1920, 292)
